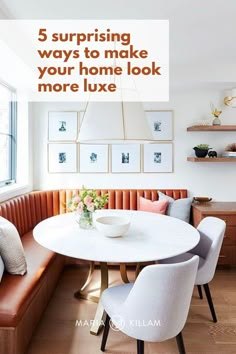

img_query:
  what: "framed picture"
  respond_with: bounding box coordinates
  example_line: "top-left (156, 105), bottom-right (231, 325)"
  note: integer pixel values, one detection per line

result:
top-left (145, 110), bottom-right (173, 140)
top-left (111, 144), bottom-right (141, 173)
top-left (48, 143), bottom-right (77, 173)
top-left (79, 144), bottom-right (109, 173)
top-left (143, 143), bottom-right (173, 173)
top-left (48, 111), bottom-right (78, 141)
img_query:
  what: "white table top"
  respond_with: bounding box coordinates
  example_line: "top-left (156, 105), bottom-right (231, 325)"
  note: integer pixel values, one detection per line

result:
top-left (33, 210), bottom-right (200, 263)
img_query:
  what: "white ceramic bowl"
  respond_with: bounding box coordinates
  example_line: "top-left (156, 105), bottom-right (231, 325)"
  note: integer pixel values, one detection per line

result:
top-left (222, 151), bottom-right (236, 158)
top-left (95, 216), bottom-right (130, 237)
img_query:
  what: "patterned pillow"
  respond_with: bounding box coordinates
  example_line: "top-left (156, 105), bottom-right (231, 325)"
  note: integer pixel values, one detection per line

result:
top-left (138, 197), bottom-right (169, 215)
top-left (0, 217), bottom-right (27, 275)
top-left (0, 255), bottom-right (4, 281)
top-left (158, 191), bottom-right (192, 223)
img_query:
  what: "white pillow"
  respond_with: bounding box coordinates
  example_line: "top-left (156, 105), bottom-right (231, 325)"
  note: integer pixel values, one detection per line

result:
top-left (0, 217), bottom-right (27, 275)
top-left (158, 191), bottom-right (192, 223)
top-left (0, 255), bottom-right (4, 281)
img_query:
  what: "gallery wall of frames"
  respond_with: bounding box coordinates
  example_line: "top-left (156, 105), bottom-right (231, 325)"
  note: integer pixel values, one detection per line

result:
top-left (47, 110), bottom-right (173, 174)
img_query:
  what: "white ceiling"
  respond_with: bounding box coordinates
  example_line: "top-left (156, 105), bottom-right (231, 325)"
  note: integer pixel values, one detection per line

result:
top-left (1, 0), bottom-right (236, 87)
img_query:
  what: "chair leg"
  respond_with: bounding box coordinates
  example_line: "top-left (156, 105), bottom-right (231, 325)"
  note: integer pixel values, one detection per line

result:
top-left (101, 314), bottom-right (110, 352)
top-left (203, 283), bottom-right (217, 323)
top-left (197, 285), bottom-right (203, 299)
top-left (137, 340), bottom-right (144, 354)
top-left (176, 332), bottom-right (186, 354)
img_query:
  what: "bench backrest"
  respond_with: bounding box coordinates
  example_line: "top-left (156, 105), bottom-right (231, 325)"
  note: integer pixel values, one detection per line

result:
top-left (0, 189), bottom-right (187, 237)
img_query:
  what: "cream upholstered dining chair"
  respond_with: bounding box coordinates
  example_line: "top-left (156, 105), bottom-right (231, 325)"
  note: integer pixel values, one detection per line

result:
top-left (160, 216), bottom-right (226, 323)
top-left (101, 256), bottom-right (199, 354)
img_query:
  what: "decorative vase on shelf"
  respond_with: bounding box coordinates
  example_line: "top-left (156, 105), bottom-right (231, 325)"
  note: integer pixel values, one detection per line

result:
top-left (211, 104), bottom-right (222, 126)
top-left (76, 211), bottom-right (94, 229)
top-left (193, 147), bottom-right (209, 158)
top-left (212, 117), bottom-right (221, 126)
top-left (193, 144), bottom-right (211, 158)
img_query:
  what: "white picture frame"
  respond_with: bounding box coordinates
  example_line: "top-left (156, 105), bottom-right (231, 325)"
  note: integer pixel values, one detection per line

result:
top-left (79, 144), bottom-right (109, 173)
top-left (145, 110), bottom-right (173, 140)
top-left (48, 111), bottom-right (78, 141)
top-left (111, 144), bottom-right (141, 173)
top-left (48, 143), bottom-right (77, 173)
top-left (143, 143), bottom-right (173, 173)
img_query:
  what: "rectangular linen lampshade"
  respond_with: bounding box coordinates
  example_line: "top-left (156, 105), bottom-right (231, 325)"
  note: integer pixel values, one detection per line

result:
top-left (78, 102), bottom-right (153, 143)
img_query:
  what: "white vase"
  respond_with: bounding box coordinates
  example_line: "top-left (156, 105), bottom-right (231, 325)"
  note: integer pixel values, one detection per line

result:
top-left (212, 117), bottom-right (221, 125)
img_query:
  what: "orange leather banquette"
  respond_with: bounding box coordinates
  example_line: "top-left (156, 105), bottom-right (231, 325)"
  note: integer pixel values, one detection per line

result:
top-left (0, 188), bottom-right (187, 354)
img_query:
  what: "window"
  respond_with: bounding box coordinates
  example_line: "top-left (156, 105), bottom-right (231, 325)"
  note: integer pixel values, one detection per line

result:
top-left (0, 82), bottom-right (16, 186)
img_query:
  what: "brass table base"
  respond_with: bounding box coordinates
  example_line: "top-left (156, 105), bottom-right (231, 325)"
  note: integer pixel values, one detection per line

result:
top-left (120, 263), bottom-right (141, 283)
top-left (74, 261), bottom-right (99, 302)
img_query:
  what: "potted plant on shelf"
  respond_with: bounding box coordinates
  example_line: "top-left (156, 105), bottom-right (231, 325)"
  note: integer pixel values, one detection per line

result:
top-left (193, 144), bottom-right (211, 158)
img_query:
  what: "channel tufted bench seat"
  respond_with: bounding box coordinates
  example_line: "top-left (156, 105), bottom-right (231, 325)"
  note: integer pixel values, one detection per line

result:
top-left (0, 189), bottom-right (187, 354)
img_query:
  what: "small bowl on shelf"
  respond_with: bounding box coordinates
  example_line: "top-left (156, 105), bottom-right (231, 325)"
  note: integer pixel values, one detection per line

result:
top-left (193, 197), bottom-right (212, 203)
top-left (222, 151), bottom-right (236, 158)
top-left (95, 216), bottom-right (130, 238)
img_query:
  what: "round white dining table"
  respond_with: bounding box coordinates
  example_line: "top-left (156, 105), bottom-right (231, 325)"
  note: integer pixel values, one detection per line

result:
top-left (33, 209), bottom-right (199, 263)
top-left (33, 209), bottom-right (200, 334)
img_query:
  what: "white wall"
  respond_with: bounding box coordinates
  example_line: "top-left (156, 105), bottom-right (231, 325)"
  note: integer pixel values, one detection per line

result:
top-left (1, 0), bottom-right (236, 201)
top-left (32, 87), bottom-right (236, 201)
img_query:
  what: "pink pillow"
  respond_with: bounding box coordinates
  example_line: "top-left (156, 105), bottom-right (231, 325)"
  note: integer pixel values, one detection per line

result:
top-left (138, 197), bottom-right (168, 215)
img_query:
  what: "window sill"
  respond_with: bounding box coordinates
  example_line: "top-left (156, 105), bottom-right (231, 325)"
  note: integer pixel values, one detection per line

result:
top-left (0, 183), bottom-right (32, 203)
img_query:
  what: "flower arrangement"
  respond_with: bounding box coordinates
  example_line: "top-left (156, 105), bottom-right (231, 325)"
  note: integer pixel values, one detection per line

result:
top-left (210, 103), bottom-right (222, 118)
top-left (68, 187), bottom-right (108, 214)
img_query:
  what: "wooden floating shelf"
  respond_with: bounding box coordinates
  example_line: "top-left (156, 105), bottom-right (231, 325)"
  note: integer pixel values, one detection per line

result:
top-left (187, 157), bottom-right (236, 162)
top-left (187, 125), bottom-right (236, 131)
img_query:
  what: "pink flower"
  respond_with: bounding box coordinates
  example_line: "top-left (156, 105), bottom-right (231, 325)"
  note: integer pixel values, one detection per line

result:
top-left (84, 195), bottom-right (93, 205)
top-left (87, 203), bottom-right (95, 212)
top-left (73, 196), bottom-right (81, 204)
top-left (77, 202), bottom-right (84, 214)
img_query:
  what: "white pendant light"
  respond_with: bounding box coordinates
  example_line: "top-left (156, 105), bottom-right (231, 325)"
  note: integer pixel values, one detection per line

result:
top-left (78, 101), bottom-right (153, 143)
